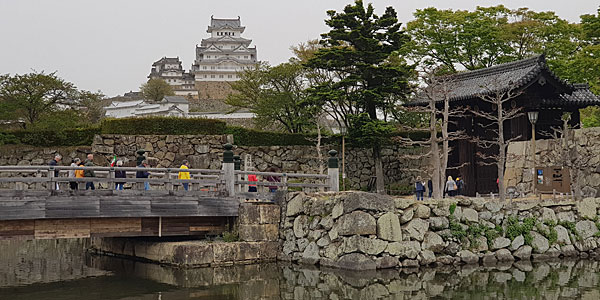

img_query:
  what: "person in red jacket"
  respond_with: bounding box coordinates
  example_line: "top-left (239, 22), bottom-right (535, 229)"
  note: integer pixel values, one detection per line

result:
top-left (248, 173), bottom-right (258, 192)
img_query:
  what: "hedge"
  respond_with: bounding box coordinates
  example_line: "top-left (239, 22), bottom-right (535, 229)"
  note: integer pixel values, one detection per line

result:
top-left (7, 127), bottom-right (100, 147)
top-left (100, 117), bottom-right (227, 135)
top-left (226, 126), bottom-right (315, 146)
top-left (0, 117), bottom-right (430, 147)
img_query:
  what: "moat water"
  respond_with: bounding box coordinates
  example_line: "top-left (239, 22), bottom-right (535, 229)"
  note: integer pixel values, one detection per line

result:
top-left (1, 239), bottom-right (600, 299)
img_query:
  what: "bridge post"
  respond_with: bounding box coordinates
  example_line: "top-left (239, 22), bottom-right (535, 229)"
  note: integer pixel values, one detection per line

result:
top-left (222, 144), bottom-right (235, 196)
top-left (234, 155), bottom-right (241, 193)
top-left (328, 150), bottom-right (340, 192)
top-left (48, 166), bottom-right (55, 190)
top-left (108, 167), bottom-right (115, 190)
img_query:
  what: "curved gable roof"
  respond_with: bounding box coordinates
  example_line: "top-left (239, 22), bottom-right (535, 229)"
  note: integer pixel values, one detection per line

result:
top-left (408, 55), bottom-right (588, 106)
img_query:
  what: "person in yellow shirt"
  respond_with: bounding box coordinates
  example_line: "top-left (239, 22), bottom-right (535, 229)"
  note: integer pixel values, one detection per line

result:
top-left (178, 160), bottom-right (191, 191)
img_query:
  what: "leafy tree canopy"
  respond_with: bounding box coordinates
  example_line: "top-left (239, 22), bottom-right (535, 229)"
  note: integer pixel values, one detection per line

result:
top-left (0, 71), bottom-right (77, 128)
top-left (140, 78), bottom-right (174, 102)
top-left (306, 0), bottom-right (414, 133)
top-left (226, 62), bottom-right (321, 133)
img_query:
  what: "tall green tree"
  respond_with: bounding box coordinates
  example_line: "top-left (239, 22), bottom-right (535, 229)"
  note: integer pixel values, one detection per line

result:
top-left (140, 78), bottom-right (174, 102)
top-left (307, 0), bottom-right (414, 193)
top-left (226, 62), bottom-right (320, 133)
top-left (0, 71), bottom-right (76, 129)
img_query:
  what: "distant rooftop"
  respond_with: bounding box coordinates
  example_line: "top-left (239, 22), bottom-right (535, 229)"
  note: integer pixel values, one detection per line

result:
top-left (207, 16), bottom-right (245, 32)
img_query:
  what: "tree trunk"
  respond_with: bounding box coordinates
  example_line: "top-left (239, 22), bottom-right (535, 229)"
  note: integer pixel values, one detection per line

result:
top-left (498, 102), bottom-right (506, 201)
top-left (429, 99), bottom-right (443, 200)
top-left (441, 93), bottom-right (450, 197)
top-left (374, 145), bottom-right (385, 194)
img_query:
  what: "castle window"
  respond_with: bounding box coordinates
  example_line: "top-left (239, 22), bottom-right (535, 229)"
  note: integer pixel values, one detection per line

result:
top-left (203, 66), bottom-right (206, 70)
top-left (204, 75), bottom-right (207, 78)
top-left (219, 75), bottom-right (224, 78)
top-left (211, 75), bottom-right (215, 78)
top-left (228, 75), bottom-right (232, 78)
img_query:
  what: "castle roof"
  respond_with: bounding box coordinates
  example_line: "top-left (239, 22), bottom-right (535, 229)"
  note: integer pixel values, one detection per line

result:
top-left (152, 57), bottom-right (181, 66)
top-left (207, 16), bottom-right (245, 32)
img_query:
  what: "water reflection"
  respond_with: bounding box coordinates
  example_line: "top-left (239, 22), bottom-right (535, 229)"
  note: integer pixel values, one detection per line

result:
top-left (2, 239), bottom-right (600, 299)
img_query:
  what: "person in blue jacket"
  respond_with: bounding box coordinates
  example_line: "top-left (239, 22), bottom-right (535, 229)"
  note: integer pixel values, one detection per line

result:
top-left (415, 176), bottom-right (425, 201)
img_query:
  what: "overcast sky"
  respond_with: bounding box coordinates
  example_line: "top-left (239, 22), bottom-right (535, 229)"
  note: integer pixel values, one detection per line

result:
top-left (0, 0), bottom-right (598, 97)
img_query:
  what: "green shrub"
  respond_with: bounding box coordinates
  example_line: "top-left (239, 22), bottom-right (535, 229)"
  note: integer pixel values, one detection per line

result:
top-left (387, 182), bottom-right (414, 195)
top-left (0, 132), bottom-right (18, 145)
top-left (7, 127), bottom-right (100, 146)
top-left (506, 216), bottom-right (537, 242)
top-left (101, 117), bottom-right (227, 135)
top-left (226, 126), bottom-right (314, 146)
top-left (222, 230), bottom-right (239, 242)
top-left (449, 203), bottom-right (457, 215)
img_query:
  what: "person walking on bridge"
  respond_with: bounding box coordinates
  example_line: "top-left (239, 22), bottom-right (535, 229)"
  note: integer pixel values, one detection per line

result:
top-left (69, 158), bottom-right (80, 190)
top-left (114, 160), bottom-right (126, 190)
top-left (178, 160), bottom-right (191, 191)
top-left (136, 160), bottom-right (150, 191)
top-left (48, 154), bottom-right (62, 190)
top-left (84, 154), bottom-right (95, 190)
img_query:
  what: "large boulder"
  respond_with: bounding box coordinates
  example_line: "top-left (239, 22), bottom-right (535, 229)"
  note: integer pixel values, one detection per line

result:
top-left (495, 249), bottom-right (514, 261)
top-left (414, 204), bottom-right (431, 219)
top-left (575, 220), bottom-right (599, 239)
top-left (400, 207), bottom-right (414, 224)
top-left (403, 218), bottom-right (429, 241)
top-left (422, 232), bottom-right (445, 253)
top-left (513, 245), bottom-right (532, 260)
top-left (293, 215), bottom-right (308, 238)
top-left (377, 212), bottom-right (402, 242)
top-left (462, 208), bottom-right (479, 223)
top-left (540, 208), bottom-right (557, 222)
top-left (530, 231), bottom-right (549, 254)
top-left (554, 225), bottom-right (571, 245)
top-left (418, 250), bottom-right (436, 266)
top-left (557, 211), bottom-right (575, 223)
top-left (343, 236), bottom-right (388, 256)
top-left (300, 242), bottom-right (320, 265)
top-left (429, 217), bottom-right (449, 230)
top-left (510, 235), bottom-right (525, 251)
top-left (336, 253), bottom-right (376, 270)
top-left (491, 237), bottom-right (511, 250)
top-left (337, 211), bottom-right (377, 236)
top-left (286, 194), bottom-right (305, 216)
top-left (342, 192), bottom-right (394, 213)
top-left (576, 198), bottom-right (598, 220)
top-left (458, 250), bottom-right (479, 264)
top-left (386, 241), bottom-right (421, 259)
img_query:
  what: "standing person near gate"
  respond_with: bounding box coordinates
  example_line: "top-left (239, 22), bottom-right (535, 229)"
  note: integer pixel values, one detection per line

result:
top-left (178, 160), bottom-right (191, 191)
top-left (84, 153), bottom-right (96, 190)
top-left (248, 173), bottom-right (258, 192)
top-left (114, 160), bottom-right (126, 190)
top-left (415, 176), bottom-right (425, 201)
top-left (427, 178), bottom-right (433, 198)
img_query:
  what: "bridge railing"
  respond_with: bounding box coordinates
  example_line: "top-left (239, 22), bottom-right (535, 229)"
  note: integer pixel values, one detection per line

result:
top-left (0, 165), bottom-right (224, 193)
top-left (0, 144), bottom-right (342, 198)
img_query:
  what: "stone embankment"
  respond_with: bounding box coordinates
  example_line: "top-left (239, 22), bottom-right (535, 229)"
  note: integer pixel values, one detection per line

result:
top-left (91, 203), bottom-right (280, 267)
top-left (280, 191), bottom-right (600, 270)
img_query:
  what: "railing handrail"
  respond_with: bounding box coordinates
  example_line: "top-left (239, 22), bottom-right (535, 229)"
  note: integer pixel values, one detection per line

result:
top-left (0, 165), bottom-right (223, 174)
top-left (234, 170), bottom-right (329, 179)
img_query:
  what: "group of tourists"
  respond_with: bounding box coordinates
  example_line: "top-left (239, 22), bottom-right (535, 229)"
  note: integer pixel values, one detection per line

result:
top-left (414, 175), bottom-right (465, 200)
top-left (246, 167), bottom-right (280, 193)
top-left (48, 154), bottom-right (193, 191)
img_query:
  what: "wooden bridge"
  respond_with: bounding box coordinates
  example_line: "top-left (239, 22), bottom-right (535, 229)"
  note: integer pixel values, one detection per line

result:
top-left (0, 148), bottom-right (339, 239)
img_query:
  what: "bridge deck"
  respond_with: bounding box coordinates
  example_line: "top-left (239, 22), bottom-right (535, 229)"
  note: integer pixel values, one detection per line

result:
top-left (0, 190), bottom-right (239, 240)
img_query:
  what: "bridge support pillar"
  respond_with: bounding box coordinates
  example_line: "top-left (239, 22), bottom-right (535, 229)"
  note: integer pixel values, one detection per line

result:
top-left (223, 144), bottom-right (235, 196)
top-left (328, 150), bottom-right (339, 192)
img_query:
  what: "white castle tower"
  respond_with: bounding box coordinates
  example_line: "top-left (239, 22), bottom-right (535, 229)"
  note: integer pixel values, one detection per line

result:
top-left (191, 16), bottom-right (258, 82)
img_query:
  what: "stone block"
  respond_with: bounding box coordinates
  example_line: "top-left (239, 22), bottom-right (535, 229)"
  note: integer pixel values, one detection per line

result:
top-left (377, 212), bottom-right (402, 242)
top-left (259, 204), bottom-right (280, 224)
top-left (342, 192), bottom-right (395, 213)
top-left (211, 242), bottom-right (237, 263)
top-left (336, 253), bottom-right (376, 270)
top-left (170, 242), bottom-right (215, 266)
top-left (91, 145), bottom-right (113, 154)
top-left (238, 203), bottom-right (260, 225)
top-left (577, 198), bottom-right (598, 220)
top-left (337, 211), bottom-right (376, 236)
top-left (236, 242), bottom-right (261, 261)
top-left (239, 224), bottom-right (279, 242)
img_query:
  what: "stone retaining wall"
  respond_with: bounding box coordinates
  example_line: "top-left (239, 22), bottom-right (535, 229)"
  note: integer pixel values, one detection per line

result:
top-left (279, 191), bottom-right (600, 270)
top-left (505, 127), bottom-right (600, 196)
